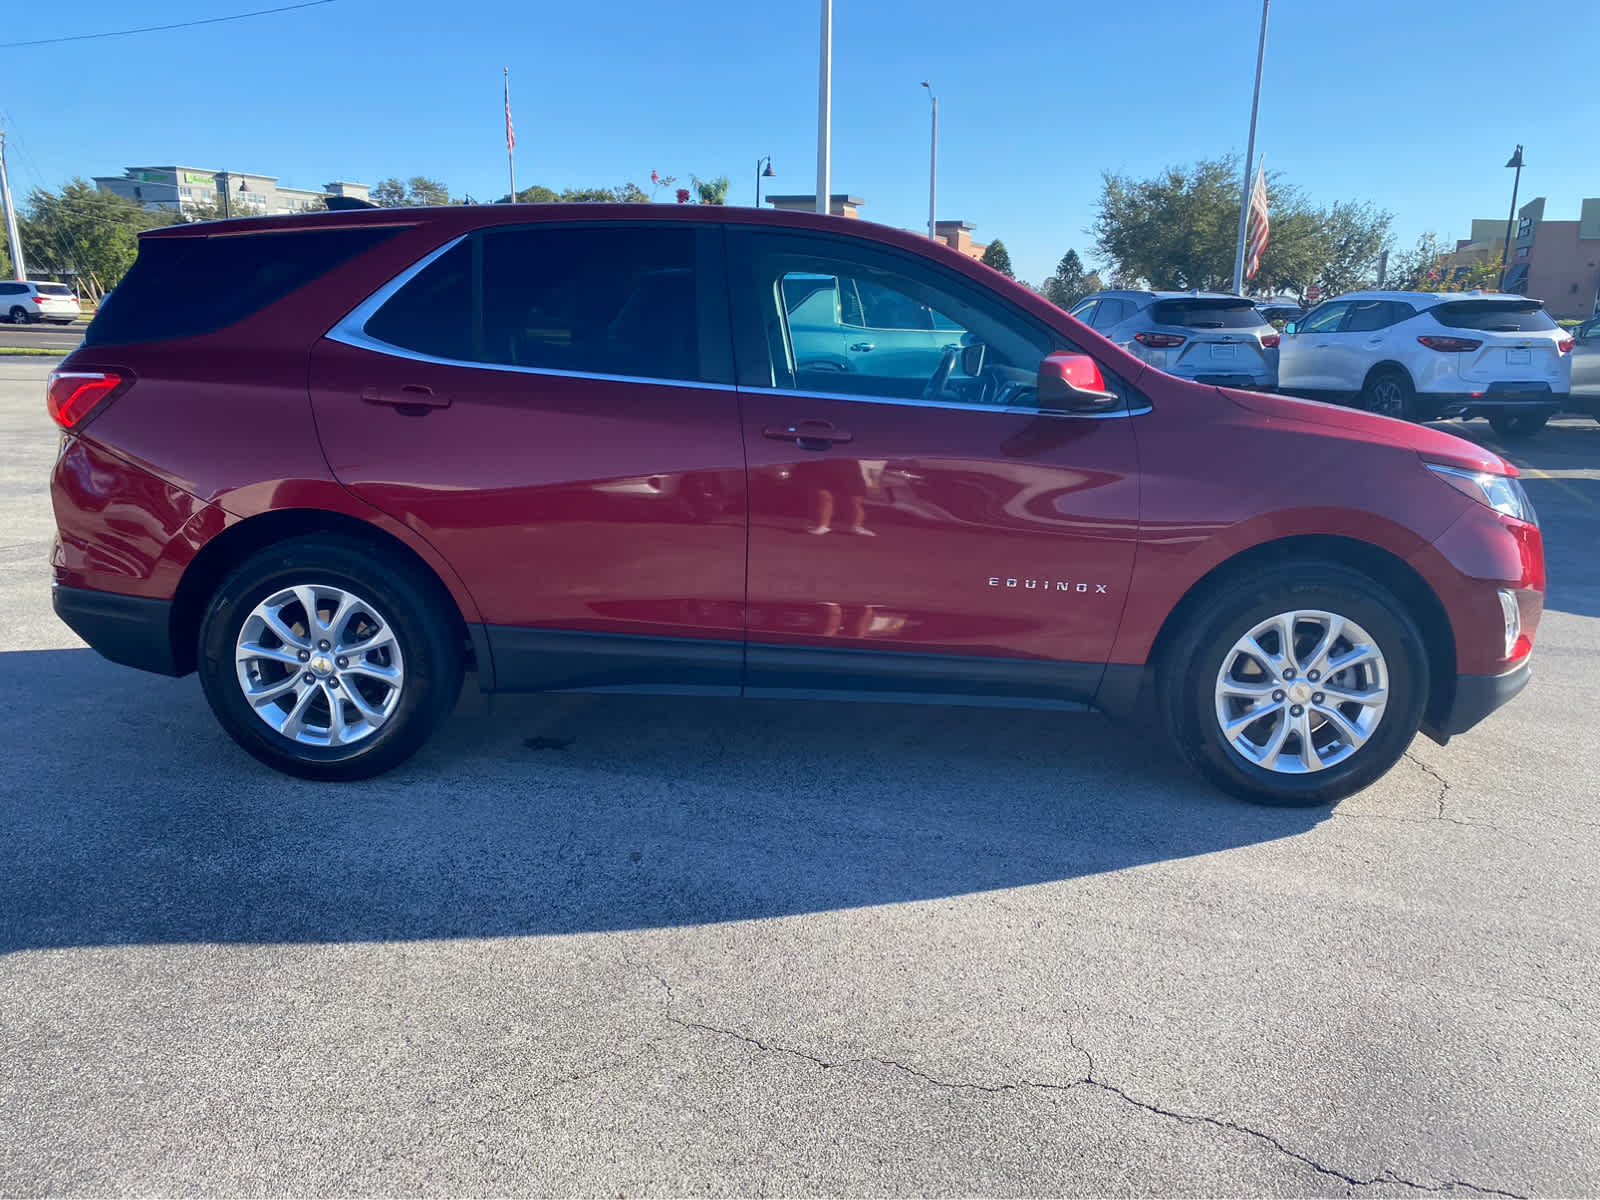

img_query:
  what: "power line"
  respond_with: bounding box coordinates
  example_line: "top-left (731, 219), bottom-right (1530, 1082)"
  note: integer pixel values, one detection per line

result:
top-left (0, 0), bottom-right (339, 49)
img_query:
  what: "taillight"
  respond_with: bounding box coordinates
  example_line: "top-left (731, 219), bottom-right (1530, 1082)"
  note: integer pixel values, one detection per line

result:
top-left (1417, 335), bottom-right (1483, 352)
top-left (1260, 333), bottom-right (1281, 348)
top-left (1558, 336), bottom-right (1575, 354)
top-left (1134, 332), bottom-right (1186, 348)
top-left (47, 370), bottom-right (126, 429)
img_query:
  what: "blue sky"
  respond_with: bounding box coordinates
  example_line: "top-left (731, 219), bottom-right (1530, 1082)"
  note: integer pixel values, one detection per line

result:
top-left (3, 0), bottom-right (1597, 285)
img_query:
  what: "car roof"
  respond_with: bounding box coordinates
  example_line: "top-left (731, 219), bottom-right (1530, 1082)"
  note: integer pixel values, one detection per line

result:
top-left (1085, 289), bottom-right (1250, 302)
top-left (1317, 289), bottom-right (1544, 308)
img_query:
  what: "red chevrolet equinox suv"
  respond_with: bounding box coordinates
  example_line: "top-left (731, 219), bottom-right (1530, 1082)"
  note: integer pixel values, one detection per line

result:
top-left (48, 205), bottom-right (1544, 805)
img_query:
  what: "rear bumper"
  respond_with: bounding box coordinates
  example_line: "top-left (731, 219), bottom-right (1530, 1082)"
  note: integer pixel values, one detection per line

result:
top-left (1421, 660), bottom-right (1531, 745)
top-left (1423, 386), bottom-right (1564, 421)
top-left (52, 583), bottom-right (182, 676)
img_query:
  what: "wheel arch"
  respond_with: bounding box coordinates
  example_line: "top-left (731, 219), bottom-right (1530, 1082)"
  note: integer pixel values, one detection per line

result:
top-left (1361, 360), bottom-right (1415, 391)
top-left (168, 508), bottom-right (477, 678)
top-left (1145, 533), bottom-right (1457, 729)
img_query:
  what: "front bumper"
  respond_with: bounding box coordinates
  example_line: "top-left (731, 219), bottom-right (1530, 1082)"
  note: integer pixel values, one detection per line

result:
top-left (1421, 660), bottom-right (1531, 745)
top-left (53, 583), bottom-right (182, 676)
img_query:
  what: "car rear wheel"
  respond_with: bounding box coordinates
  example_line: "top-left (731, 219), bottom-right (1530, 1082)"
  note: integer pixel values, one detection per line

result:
top-left (1161, 562), bottom-right (1428, 807)
top-left (1488, 412), bottom-right (1549, 439)
top-left (197, 535), bottom-right (464, 780)
top-left (1360, 369), bottom-right (1416, 421)
top-left (7, 306), bottom-right (28, 325)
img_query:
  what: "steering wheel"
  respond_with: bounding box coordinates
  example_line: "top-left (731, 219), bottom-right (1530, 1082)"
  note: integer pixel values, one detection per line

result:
top-left (921, 346), bottom-right (960, 403)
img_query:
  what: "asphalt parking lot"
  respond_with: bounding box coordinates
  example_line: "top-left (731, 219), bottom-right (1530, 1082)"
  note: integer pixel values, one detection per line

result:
top-left (2, 357), bottom-right (1596, 1196)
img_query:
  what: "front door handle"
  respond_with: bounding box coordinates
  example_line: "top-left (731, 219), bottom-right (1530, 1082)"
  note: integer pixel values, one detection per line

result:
top-left (763, 420), bottom-right (854, 451)
top-left (362, 384), bottom-right (451, 413)
top-left (849, 342), bottom-right (875, 352)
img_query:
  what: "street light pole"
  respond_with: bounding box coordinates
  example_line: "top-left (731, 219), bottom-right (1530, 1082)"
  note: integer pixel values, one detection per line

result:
top-left (755, 156), bottom-right (774, 208)
top-left (921, 82), bottom-right (937, 241)
top-left (1498, 145), bottom-right (1524, 292)
top-left (0, 133), bottom-right (26, 281)
top-left (817, 0), bottom-right (832, 215)
top-left (1231, 0), bottom-right (1270, 296)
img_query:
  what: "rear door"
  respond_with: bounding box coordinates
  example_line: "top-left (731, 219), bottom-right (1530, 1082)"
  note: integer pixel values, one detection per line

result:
top-left (1321, 298), bottom-right (1412, 387)
top-left (1573, 317), bottom-right (1600, 398)
top-left (309, 221), bottom-right (749, 691)
top-left (1432, 299), bottom-right (1568, 393)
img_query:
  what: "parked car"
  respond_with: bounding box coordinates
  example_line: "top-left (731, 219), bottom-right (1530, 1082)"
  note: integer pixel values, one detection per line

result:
top-left (49, 206), bottom-right (1544, 807)
top-left (1, 279), bottom-right (79, 324)
top-left (1068, 290), bottom-right (1279, 391)
top-left (1279, 290), bottom-right (1573, 438)
top-left (1567, 314), bottom-right (1600, 420)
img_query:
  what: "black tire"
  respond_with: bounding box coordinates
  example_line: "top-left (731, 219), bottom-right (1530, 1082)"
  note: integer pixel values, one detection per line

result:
top-left (8, 306), bottom-right (29, 325)
top-left (197, 534), bottom-right (464, 780)
top-left (1160, 562), bottom-right (1429, 807)
top-left (1360, 368), bottom-right (1416, 421)
top-left (1488, 412), bottom-right (1549, 438)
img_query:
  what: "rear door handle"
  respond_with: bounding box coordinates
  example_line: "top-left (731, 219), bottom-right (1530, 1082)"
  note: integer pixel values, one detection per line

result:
top-left (763, 420), bottom-right (854, 451)
top-left (362, 384), bottom-right (451, 412)
top-left (849, 342), bottom-right (875, 352)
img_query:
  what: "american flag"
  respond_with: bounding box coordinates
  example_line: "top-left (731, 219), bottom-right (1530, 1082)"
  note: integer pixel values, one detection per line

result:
top-left (1245, 160), bottom-right (1269, 281)
top-left (504, 73), bottom-right (515, 153)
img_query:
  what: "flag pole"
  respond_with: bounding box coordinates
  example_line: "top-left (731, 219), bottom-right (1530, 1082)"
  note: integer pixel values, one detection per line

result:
top-left (504, 67), bottom-right (517, 203)
top-left (1231, 0), bottom-right (1269, 295)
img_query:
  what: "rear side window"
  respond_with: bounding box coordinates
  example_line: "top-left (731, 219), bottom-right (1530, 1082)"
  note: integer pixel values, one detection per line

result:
top-left (1430, 301), bottom-right (1556, 333)
top-left (365, 225), bottom-right (706, 383)
top-left (0, 283), bottom-right (21, 295)
top-left (1344, 300), bottom-right (1414, 332)
top-left (84, 226), bottom-right (402, 347)
top-left (1150, 300), bottom-right (1269, 329)
top-left (1092, 299), bottom-right (1127, 329)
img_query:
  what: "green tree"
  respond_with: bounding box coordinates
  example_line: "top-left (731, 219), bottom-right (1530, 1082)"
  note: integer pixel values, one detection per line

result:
top-left (980, 239), bottom-right (1015, 277)
top-left (1386, 232), bottom-right (1503, 294)
top-left (493, 182), bottom-right (650, 204)
top-left (20, 179), bottom-right (173, 300)
top-left (1039, 250), bottom-right (1100, 308)
top-left (1094, 155), bottom-right (1390, 295)
top-left (372, 176), bottom-right (451, 207)
top-left (691, 175), bottom-right (730, 206)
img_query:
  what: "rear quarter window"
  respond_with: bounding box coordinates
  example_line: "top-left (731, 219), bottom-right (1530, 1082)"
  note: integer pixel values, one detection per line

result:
top-left (84, 225), bottom-right (402, 347)
top-left (1429, 301), bottom-right (1556, 333)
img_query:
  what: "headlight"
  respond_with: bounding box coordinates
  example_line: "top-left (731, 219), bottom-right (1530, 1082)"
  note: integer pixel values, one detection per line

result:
top-left (1427, 464), bottom-right (1538, 526)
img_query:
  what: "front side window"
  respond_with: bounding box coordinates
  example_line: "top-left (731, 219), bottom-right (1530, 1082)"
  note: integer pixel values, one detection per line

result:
top-left (1298, 302), bottom-right (1351, 335)
top-left (742, 233), bottom-right (1059, 409)
top-left (362, 224), bottom-right (708, 383)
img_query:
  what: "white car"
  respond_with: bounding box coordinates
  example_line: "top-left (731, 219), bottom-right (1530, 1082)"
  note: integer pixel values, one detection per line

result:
top-left (0, 280), bottom-right (80, 325)
top-left (1279, 290), bottom-right (1573, 438)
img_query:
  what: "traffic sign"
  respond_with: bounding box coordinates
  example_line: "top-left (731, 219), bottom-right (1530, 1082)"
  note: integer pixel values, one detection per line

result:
top-left (1306, 284), bottom-right (1321, 304)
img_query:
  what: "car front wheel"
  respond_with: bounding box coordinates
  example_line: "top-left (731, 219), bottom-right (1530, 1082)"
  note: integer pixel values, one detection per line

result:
top-left (198, 535), bottom-right (464, 780)
top-left (1162, 563), bottom-right (1429, 807)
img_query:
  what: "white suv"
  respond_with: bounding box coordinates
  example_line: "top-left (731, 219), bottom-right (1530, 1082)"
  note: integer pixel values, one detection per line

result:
top-left (0, 280), bottom-right (80, 325)
top-left (1279, 291), bottom-right (1573, 438)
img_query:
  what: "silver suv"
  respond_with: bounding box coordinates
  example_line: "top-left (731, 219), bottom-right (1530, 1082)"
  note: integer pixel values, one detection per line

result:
top-left (1067, 291), bottom-right (1278, 390)
top-left (1279, 291), bottom-right (1572, 438)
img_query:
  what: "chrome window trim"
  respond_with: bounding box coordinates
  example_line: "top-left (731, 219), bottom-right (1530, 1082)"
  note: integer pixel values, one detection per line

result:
top-left (756, 386), bottom-right (1151, 419)
top-left (325, 233), bottom-right (738, 393)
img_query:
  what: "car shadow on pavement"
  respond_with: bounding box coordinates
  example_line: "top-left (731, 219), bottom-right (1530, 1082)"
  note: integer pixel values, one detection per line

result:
top-left (0, 648), bottom-right (1329, 954)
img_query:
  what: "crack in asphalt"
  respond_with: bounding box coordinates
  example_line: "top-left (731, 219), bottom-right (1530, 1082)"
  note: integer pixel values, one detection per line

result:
top-left (624, 957), bottom-right (1526, 1198)
top-left (1405, 750), bottom-right (1453, 820)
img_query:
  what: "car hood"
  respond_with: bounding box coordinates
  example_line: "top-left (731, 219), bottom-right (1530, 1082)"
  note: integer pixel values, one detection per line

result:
top-left (1220, 388), bottom-right (1514, 475)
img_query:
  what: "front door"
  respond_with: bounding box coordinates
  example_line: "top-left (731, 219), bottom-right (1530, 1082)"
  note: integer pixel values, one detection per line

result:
top-left (309, 221), bottom-right (748, 691)
top-left (727, 229), bottom-right (1141, 706)
top-left (1279, 300), bottom-right (1353, 396)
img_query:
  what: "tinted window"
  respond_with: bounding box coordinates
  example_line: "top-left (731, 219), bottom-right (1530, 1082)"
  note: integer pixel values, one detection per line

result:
top-left (1151, 300), bottom-right (1270, 329)
top-left (844, 277), bottom-right (938, 330)
top-left (1092, 299), bottom-right (1126, 330)
top-left (35, 283), bottom-right (72, 297)
top-left (1069, 299), bottom-right (1099, 324)
top-left (1299, 302), bottom-right (1350, 335)
top-left (1343, 299), bottom-right (1409, 332)
top-left (366, 225), bottom-right (704, 383)
top-left (1431, 301), bottom-right (1557, 333)
top-left (0, 283), bottom-right (21, 295)
top-left (85, 226), bottom-right (401, 347)
top-left (364, 241), bottom-right (475, 362)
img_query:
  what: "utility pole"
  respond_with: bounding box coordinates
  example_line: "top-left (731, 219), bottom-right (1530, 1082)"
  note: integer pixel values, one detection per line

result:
top-left (816, 0), bottom-right (832, 215)
top-left (922, 82), bottom-right (938, 240)
top-left (0, 133), bottom-right (26, 281)
top-left (1231, 0), bottom-right (1270, 296)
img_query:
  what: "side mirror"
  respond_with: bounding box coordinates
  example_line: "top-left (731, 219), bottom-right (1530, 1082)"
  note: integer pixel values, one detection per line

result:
top-left (1284, 321), bottom-right (1299, 335)
top-left (960, 341), bottom-right (987, 376)
top-left (1037, 352), bottom-right (1119, 413)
